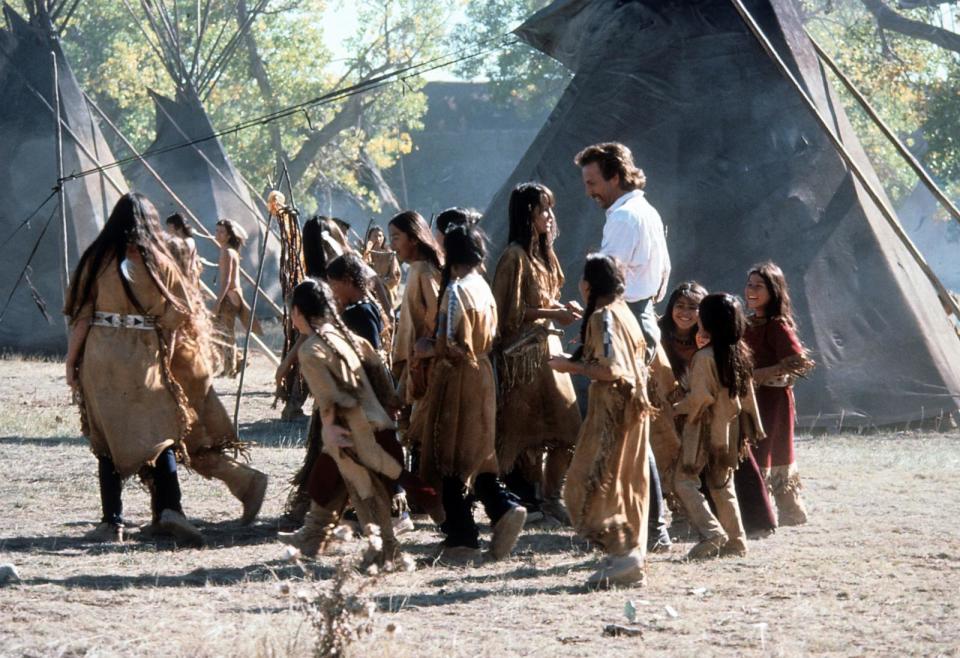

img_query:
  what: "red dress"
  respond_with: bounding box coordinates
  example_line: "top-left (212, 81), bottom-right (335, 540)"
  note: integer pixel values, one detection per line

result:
top-left (743, 318), bottom-right (804, 470)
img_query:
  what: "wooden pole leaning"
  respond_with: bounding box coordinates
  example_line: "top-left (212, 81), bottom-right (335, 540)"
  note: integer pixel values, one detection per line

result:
top-left (82, 92), bottom-right (285, 318)
top-left (808, 33), bottom-right (960, 229)
top-left (51, 51), bottom-right (69, 312)
top-left (234, 209), bottom-right (274, 434)
top-left (729, 0), bottom-right (960, 321)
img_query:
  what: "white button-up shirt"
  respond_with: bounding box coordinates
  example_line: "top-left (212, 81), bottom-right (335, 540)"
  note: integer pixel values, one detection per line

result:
top-left (599, 189), bottom-right (670, 302)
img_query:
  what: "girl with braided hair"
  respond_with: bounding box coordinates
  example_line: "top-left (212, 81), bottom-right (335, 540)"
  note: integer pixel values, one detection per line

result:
top-left (409, 224), bottom-right (527, 564)
top-left (64, 192), bottom-right (203, 546)
top-left (673, 293), bottom-right (764, 560)
top-left (548, 253), bottom-right (651, 586)
top-left (277, 278), bottom-right (440, 561)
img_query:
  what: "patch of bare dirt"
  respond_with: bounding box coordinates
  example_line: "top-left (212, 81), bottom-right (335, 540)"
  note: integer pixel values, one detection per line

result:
top-left (0, 355), bottom-right (957, 656)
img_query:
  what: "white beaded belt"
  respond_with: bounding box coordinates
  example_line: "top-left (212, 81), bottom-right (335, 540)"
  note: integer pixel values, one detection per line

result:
top-left (92, 311), bottom-right (157, 330)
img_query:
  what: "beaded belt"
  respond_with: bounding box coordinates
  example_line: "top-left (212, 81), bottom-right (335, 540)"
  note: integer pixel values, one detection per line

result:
top-left (92, 311), bottom-right (157, 330)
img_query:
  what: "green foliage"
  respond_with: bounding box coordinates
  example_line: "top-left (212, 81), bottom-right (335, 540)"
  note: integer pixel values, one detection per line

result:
top-left (451, 0), bottom-right (570, 118)
top-left (10, 0), bottom-right (455, 213)
top-left (802, 1), bottom-right (960, 203)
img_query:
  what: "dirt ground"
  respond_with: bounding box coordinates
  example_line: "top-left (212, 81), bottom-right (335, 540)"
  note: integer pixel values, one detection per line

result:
top-left (0, 354), bottom-right (958, 657)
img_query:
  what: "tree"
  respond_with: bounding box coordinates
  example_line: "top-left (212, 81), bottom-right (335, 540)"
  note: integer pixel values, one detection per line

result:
top-left (801, 1), bottom-right (960, 202)
top-left (450, 0), bottom-right (570, 119)
top-left (12, 0), bottom-right (459, 214)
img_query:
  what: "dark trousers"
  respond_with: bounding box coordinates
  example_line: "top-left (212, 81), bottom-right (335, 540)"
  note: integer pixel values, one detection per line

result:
top-left (647, 450), bottom-right (669, 541)
top-left (440, 473), bottom-right (518, 549)
top-left (97, 447), bottom-right (182, 525)
top-left (627, 298), bottom-right (671, 544)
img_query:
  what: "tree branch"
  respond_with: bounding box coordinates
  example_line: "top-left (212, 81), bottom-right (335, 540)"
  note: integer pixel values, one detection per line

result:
top-left (286, 94), bottom-right (366, 188)
top-left (860, 0), bottom-right (960, 54)
top-left (235, 0), bottom-right (286, 165)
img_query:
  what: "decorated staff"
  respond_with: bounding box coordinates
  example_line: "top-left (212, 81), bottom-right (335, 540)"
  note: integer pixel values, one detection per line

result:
top-left (267, 190), bottom-right (309, 421)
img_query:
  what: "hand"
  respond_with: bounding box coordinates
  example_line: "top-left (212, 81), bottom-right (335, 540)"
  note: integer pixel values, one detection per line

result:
top-left (564, 300), bottom-right (584, 314)
top-left (548, 356), bottom-right (577, 374)
top-left (322, 423), bottom-right (353, 449)
top-left (275, 362), bottom-right (292, 389)
top-left (553, 308), bottom-right (581, 327)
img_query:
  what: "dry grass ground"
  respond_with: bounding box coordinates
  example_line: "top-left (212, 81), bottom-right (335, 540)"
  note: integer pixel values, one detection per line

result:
top-left (0, 354), bottom-right (958, 657)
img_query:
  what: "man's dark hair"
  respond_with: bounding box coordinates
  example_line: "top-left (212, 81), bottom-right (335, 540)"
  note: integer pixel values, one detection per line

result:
top-left (574, 142), bottom-right (646, 191)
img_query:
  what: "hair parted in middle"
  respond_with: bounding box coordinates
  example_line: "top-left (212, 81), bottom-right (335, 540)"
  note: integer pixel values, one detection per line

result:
top-left (388, 210), bottom-right (443, 270)
top-left (574, 141), bottom-right (647, 191)
top-left (508, 181), bottom-right (557, 275)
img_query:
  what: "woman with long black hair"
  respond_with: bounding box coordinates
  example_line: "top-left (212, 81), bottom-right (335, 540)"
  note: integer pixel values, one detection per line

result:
top-left (491, 182), bottom-right (582, 524)
top-left (64, 192), bottom-right (202, 546)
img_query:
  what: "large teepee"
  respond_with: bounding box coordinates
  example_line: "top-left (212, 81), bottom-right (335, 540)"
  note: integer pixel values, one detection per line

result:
top-left (0, 4), bottom-right (120, 352)
top-left (483, 0), bottom-right (960, 428)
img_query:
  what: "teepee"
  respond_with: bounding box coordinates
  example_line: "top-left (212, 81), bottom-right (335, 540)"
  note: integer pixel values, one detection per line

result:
top-left (0, 4), bottom-right (120, 352)
top-left (120, 1), bottom-right (277, 296)
top-left (483, 0), bottom-right (960, 428)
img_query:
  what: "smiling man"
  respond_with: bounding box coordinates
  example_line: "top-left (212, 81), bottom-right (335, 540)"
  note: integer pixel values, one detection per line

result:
top-left (575, 141), bottom-right (673, 554)
top-left (575, 142), bottom-right (670, 364)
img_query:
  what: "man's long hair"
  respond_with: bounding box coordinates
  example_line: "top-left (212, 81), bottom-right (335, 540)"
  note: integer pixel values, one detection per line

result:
top-left (65, 192), bottom-right (182, 317)
top-left (574, 142), bottom-right (646, 191)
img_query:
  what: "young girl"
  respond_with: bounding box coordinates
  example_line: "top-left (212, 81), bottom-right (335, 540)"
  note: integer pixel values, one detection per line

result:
top-left (491, 182), bottom-right (582, 524)
top-left (743, 262), bottom-right (814, 526)
top-left (659, 283), bottom-right (776, 537)
top-left (214, 218), bottom-right (260, 377)
top-left (410, 224), bottom-right (526, 563)
top-left (388, 210), bottom-right (442, 438)
top-left (364, 225), bottom-right (402, 311)
top-left (548, 254), bottom-right (650, 586)
top-left (279, 278), bottom-right (408, 563)
top-left (64, 193), bottom-right (202, 546)
top-left (164, 212), bottom-right (200, 283)
top-left (673, 293), bottom-right (764, 559)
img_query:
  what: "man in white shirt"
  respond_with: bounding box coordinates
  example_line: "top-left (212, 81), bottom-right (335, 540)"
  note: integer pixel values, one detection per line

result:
top-left (575, 141), bottom-right (673, 553)
top-left (575, 142), bottom-right (670, 364)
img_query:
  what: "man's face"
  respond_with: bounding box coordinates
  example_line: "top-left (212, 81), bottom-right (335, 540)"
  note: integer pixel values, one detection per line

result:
top-left (581, 162), bottom-right (621, 210)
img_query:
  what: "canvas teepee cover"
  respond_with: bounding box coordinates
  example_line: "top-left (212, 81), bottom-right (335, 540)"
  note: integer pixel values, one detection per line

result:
top-left (0, 6), bottom-right (118, 352)
top-left (483, 0), bottom-right (960, 427)
top-left (123, 89), bottom-right (277, 296)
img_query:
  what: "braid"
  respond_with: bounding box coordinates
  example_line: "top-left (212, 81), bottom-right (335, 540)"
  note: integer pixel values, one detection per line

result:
top-left (435, 264), bottom-right (453, 336)
top-left (571, 290), bottom-right (598, 362)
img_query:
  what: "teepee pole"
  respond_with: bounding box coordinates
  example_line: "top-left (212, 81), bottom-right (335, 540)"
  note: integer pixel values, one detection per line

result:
top-left (51, 51), bottom-right (69, 306)
top-left (83, 92), bottom-right (285, 317)
top-left (729, 0), bottom-right (960, 321)
top-left (808, 34), bottom-right (960, 230)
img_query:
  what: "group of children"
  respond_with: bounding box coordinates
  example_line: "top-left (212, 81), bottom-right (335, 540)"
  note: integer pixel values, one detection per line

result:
top-left (65, 180), bottom-right (812, 588)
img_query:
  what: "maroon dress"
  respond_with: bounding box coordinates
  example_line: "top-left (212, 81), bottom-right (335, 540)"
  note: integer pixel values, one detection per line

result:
top-left (743, 318), bottom-right (804, 471)
top-left (660, 330), bottom-right (777, 534)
